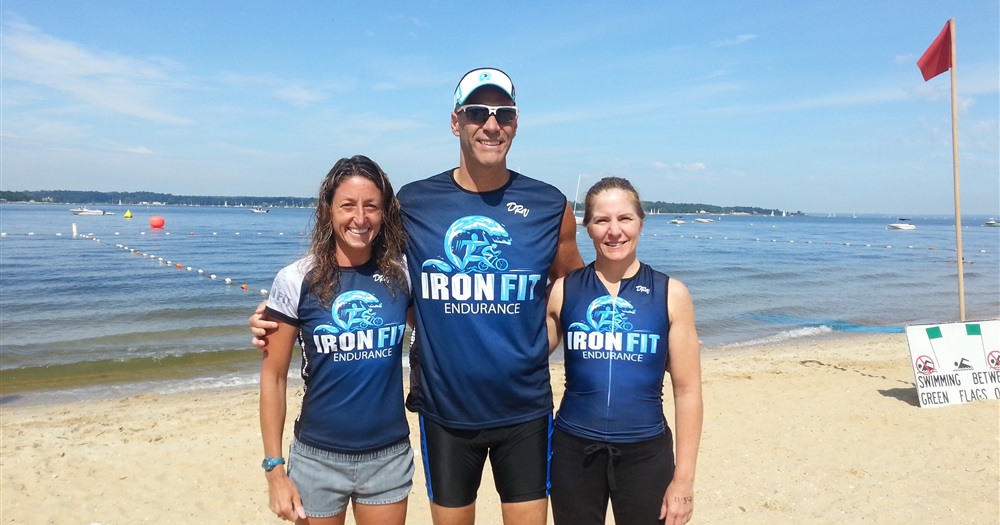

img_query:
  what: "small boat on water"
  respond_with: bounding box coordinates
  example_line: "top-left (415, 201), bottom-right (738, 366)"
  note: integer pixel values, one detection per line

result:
top-left (693, 218), bottom-right (714, 223)
top-left (668, 216), bottom-right (685, 225)
top-left (572, 174), bottom-right (585, 226)
top-left (250, 207), bottom-right (270, 214)
top-left (985, 218), bottom-right (1000, 227)
top-left (888, 218), bottom-right (916, 230)
top-left (69, 206), bottom-right (112, 216)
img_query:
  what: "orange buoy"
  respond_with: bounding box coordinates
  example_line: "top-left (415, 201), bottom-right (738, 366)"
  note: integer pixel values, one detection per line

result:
top-left (149, 216), bottom-right (165, 229)
top-left (176, 263), bottom-right (182, 269)
top-left (241, 284), bottom-right (248, 290)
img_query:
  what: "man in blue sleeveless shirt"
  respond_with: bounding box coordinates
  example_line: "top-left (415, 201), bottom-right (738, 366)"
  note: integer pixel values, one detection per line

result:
top-left (253, 68), bottom-right (583, 525)
top-left (398, 68), bottom-right (582, 525)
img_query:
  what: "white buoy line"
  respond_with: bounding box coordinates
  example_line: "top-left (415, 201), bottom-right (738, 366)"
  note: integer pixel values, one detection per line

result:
top-left (0, 228), bottom-right (309, 295)
top-left (0, 228), bottom-right (308, 296)
top-left (69, 234), bottom-right (271, 295)
top-left (3, 227), bottom-right (988, 255)
top-left (5, 227), bottom-right (991, 265)
top-left (0, 229), bottom-right (304, 237)
top-left (633, 232), bottom-right (992, 256)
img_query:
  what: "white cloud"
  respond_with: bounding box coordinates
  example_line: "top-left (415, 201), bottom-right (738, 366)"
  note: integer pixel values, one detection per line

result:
top-left (704, 87), bottom-right (914, 116)
top-left (273, 85), bottom-right (326, 107)
top-left (714, 34), bottom-right (758, 47)
top-left (1, 20), bottom-right (192, 125)
top-left (123, 146), bottom-right (154, 155)
top-left (651, 161), bottom-right (707, 172)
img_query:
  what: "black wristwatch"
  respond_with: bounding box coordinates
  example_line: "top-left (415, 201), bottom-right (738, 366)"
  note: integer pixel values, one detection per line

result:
top-left (261, 456), bottom-right (285, 471)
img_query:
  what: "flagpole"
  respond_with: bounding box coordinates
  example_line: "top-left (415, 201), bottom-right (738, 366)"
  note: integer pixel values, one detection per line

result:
top-left (947, 18), bottom-right (965, 321)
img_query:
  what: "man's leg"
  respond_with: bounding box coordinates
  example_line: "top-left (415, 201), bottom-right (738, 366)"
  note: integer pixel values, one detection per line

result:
top-left (489, 416), bottom-right (552, 525)
top-left (430, 502), bottom-right (476, 525)
top-left (420, 417), bottom-right (487, 525)
top-left (500, 499), bottom-right (547, 525)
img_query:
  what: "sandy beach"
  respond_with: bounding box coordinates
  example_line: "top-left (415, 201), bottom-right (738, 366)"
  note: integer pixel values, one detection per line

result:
top-left (2, 333), bottom-right (997, 524)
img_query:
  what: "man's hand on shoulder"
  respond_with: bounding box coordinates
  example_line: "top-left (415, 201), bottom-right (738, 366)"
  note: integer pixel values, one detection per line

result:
top-left (250, 300), bottom-right (279, 353)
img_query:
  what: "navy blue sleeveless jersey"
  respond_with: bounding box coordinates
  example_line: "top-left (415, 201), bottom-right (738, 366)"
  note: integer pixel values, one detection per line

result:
top-left (555, 262), bottom-right (671, 442)
top-left (265, 257), bottom-right (410, 453)
top-left (397, 170), bottom-right (565, 429)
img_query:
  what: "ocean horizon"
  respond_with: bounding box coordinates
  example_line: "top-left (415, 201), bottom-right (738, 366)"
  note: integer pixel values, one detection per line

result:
top-left (1, 203), bottom-right (997, 406)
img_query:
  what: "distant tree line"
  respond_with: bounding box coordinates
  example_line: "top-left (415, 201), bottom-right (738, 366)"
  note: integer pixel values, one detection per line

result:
top-left (574, 200), bottom-right (800, 216)
top-left (1, 190), bottom-right (800, 216)
top-left (0, 190), bottom-right (317, 208)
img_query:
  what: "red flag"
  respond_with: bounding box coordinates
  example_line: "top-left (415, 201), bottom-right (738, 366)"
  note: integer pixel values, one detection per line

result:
top-left (917, 21), bottom-right (952, 81)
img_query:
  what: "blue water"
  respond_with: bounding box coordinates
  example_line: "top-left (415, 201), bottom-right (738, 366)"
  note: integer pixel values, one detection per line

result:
top-left (1, 204), bottom-right (997, 404)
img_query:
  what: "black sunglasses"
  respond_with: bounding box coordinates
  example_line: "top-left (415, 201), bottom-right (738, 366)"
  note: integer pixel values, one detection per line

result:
top-left (456, 104), bottom-right (519, 125)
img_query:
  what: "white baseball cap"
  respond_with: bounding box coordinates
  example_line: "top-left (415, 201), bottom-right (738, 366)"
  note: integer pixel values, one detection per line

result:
top-left (453, 68), bottom-right (515, 107)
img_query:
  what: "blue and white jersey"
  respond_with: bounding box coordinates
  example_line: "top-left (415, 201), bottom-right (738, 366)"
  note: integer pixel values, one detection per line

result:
top-left (397, 170), bottom-right (565, 429)
top-left (266, 257), bottom-right (410, 453)
top-left (555, 262), bottom-right (671, 442)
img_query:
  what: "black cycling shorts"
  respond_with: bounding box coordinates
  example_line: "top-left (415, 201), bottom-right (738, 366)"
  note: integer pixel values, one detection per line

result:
top-left (418, 415), bottom-right (552, 507)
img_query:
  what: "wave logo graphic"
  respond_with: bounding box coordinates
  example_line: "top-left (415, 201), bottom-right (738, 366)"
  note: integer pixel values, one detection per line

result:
top-left (422, 215), bottom-right (512, 273)
top-left (314, 290), bottom-right (384, 335)
top-left (569, 295), bottom-right (636, 332)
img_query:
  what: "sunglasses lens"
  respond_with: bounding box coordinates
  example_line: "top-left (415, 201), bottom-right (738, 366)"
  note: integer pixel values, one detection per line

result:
top-left (464, 106), bottom-right (489, 123)
top-left (461, 105), bottom-right (516, 124)
top-left (495, 108), bottom-right (516, 124)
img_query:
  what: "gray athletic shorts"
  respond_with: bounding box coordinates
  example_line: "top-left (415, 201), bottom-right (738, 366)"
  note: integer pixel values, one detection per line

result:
top-left (287, 438), bottom-right (414, 518)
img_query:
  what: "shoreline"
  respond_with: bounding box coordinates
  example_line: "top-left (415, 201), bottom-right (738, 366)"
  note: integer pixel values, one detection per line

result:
top-left (1, 329), bottom-right (904, 408)
top-left (2, 332), bottom-right (997, 524)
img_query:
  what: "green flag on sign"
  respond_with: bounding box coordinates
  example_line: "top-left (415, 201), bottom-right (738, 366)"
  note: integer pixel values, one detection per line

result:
top-left (966, 324), bottom-right (982, 336)
top-left (926, 326), bottom-right (942, 339)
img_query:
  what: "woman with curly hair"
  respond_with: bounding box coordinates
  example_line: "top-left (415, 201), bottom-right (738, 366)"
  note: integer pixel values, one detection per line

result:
top-left (259, 155), bottom-right (413, 525)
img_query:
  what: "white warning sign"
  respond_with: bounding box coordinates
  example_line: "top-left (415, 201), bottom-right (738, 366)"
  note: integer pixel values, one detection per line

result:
top-left (906, 320), bottom-right (1000, 408)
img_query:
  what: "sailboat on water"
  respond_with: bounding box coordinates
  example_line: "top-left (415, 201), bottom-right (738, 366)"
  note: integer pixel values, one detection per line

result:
top-left (572, 175), bottom-right (584, 225)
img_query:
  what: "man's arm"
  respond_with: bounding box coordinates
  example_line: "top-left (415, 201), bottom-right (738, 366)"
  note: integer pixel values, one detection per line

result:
top-left (549, 203), bottom-right (584, 281)
top-left (545, 277), bottom-right (566, 355)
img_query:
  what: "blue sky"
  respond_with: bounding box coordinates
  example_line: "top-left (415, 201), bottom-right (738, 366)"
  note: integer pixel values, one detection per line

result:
top-left (2, 1), bottom-right (997, 215)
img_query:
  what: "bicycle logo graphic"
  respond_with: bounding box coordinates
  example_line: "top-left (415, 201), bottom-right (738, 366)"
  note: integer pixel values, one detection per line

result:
top-left (314, 290), bottom-right (384, 335)
top-left (422, 215), bottom-right (513, 274)
top-left (568, 295), bottom-right (636, 333)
